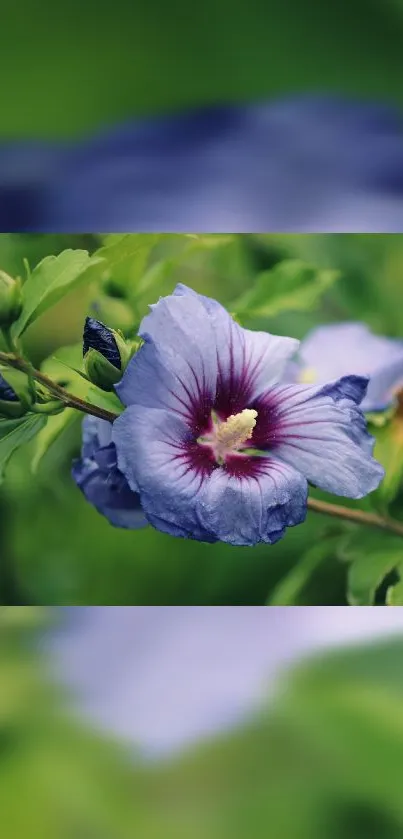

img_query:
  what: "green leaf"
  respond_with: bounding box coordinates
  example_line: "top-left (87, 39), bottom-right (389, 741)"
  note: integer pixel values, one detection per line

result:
top-left (12, 249), bottom-right (105, 337)
top-left (40, 344), bottom-right (89, 399)
top-left (40, 345), bottom-right (123, 417)
top-left (372, 412), bottom-right (403, 503)
top-left (232, 259), bottom-right (339, 318)
top-left (97, 234), bottom-right (236, 300)
top-left (184, 234), bottom-right (235, 252)
top-left (267, 537), bottom-right (340, 605)
top-left (344, 533), bottom-right (403, 605)
top-left (86, 385), bottom-right (123, 415)
top-left (134, 256), bottom-right (178, 299)
top-left (31, 409), bottom-right (78, 474)
top-left (280, 638), bottom-right (403, 818)
top-left (386, 576), bottom-right (403, 605)
top-left (0, 414), bottom-right (47, 482)
top-left (95, 234), bottom-right (166, 288)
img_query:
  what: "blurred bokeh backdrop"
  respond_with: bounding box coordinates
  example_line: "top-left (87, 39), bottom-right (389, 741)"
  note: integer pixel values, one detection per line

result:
top-left (1, 232), bottom-right (403, 606)
top-left (3, 0), bottom-right (403, 139)
top-left (3, 3), bottom-right (403, 229)
top-left (3, 606), bottom-right (403, 839)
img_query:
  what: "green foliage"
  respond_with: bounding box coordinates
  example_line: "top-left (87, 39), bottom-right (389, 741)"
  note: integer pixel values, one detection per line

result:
top-left (0, 415), bottom-right (46, 483)
top-left (30, 343), bottom-right (122, 469)
top-left (96, 234), bottom-right (167, 292)
top-left (342, 531), bottom-right (403, 605)
top-left (279, 637), bottom-right (403, 822)
top-left (267, 536), bottom-right (341, 605)
top-left (12, 249), bottom-right (104, 337)
top-left (106, 233), bottom-right (237, 318)
top-left (386, 579), bottom-right (403, 604)
top-left (232, 259), bottom-right (339, 319)
top-left (31, 409), bottom-right (77, 474)
top-left (371, 412), bottom-right (403, 504)
top-left (3, 0), bottom-right (403, 139)
top-left (0, 272), bottom-right (23, 328)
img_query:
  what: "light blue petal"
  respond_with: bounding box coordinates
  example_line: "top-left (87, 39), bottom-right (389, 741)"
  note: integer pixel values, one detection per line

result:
top-left (113, 405), bottom-right (216, 542)
top-left (73, 416), bottom-right (147, 529)
top-left (144, 511), bottom-right (217, 542)
top-left (267, 376), bottom-right (385, 498)
top-left (116, 285), bottom-right (298, 417)
top-left (113, 404), bottom-right (308, 546)
top-left (81, 415), bottom-right (110, 459)
top-left (366, 355), bottom-right (403, 412)
top-left (116, 338), bottom-right (213, 427)
top-left (99, 503), bottom-right (148, 530)
top-left (295, 322), bottom-right (403, 411)
top-left (72, 456), bottom-right (147, 530)
top-left (174, 284), bottom-right (299, 399)
top-left (116, 289), bottom-right (218, 411)
top-left (196, 458), bottom-right (308, 547)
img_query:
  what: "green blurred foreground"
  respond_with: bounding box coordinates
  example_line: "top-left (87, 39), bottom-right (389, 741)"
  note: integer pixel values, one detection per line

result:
top-left (1, 233), bottom-right (403, 606)
top-left (2, 0), bottom-right (403, 137)
top-left (2, 607), bottom-right (403, 839)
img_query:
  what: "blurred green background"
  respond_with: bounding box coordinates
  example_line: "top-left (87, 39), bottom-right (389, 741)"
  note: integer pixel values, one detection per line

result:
top-left (3, 607), bottom-right (403, 839)
top-left (1, 232), bottom-right (403, 606)
top-left (2, 0), bottom-right (403, 137)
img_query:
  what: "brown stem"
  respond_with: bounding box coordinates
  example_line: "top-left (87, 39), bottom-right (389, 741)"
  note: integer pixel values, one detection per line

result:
top-left (0, 351), bottom-right (119, 424)
top-left (307, 497), bottom-right (403, 538)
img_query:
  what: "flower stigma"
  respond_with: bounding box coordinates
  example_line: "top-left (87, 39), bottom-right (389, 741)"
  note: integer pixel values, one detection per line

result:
top-left (198, 408), bottom-right (258, 465)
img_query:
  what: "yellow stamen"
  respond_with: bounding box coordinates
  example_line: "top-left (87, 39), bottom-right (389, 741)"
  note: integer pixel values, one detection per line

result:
top-left (215, 409), bottom-right (258, 449)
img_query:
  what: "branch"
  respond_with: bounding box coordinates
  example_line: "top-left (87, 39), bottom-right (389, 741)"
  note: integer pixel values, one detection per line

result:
top-left (0, 350), bottom-right (119, 424)
top-left (307, 497), bottom-right (403, 538)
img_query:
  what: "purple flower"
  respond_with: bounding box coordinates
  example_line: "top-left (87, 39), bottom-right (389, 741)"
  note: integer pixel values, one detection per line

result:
top-left (111, 285), bottom-right (384, 546)
top-left (288, 323), bottom-right (403, 413)
top-left (72, 415), bottom-right (147, 529)
top-left (3, 96), bottom-right (403, 232)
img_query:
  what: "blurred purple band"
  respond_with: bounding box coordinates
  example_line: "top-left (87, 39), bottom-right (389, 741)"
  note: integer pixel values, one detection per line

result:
top-left (49, 607), bottom-right (403, 756)
top-left (2, 96), bottom-right (403, 232)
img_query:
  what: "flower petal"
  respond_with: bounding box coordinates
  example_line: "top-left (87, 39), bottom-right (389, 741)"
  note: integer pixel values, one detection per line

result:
top-left (366, 356), bottom-right (403, 412)
top-left (81, 415), bottom-right (113, 457)
top-left (256, 375), bottom-right (384, 498)
top-left (73, 416), bottom-right (147, 530)
top-left (116, 339), bottom-right (214, 434)
top-left (113, 405), bottom-right (218, 542)
top-left (174, 284), bottom-right (299, 408)
top-left (196, 457), bottom-right (308, 546)
top-left (72, 460), bottom-right (147, 529)
top-left (116, 290), bottom-right (218, 430)
top-left (293, 322), bottom-right (403, 412)
top-left (117, 283), bottom-right (299, 426)
top-left (113, 404), bottom-right (308, 546)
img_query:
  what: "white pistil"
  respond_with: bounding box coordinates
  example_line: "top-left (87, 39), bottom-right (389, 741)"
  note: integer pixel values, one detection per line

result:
top-left (197, 408), bottom-right (258, 465)
top-left (215, 408), bottom-right (258, 450)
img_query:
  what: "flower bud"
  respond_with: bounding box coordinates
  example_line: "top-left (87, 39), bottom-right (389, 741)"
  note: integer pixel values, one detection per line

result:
top-left (83, 317), bottom-right (132, 391)
top-left (84, 349), bottom-right (122, 391)
top-left (0, 367), bottom-right (34, 417)
top-left (0, 272), bottom-right (23, 328)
